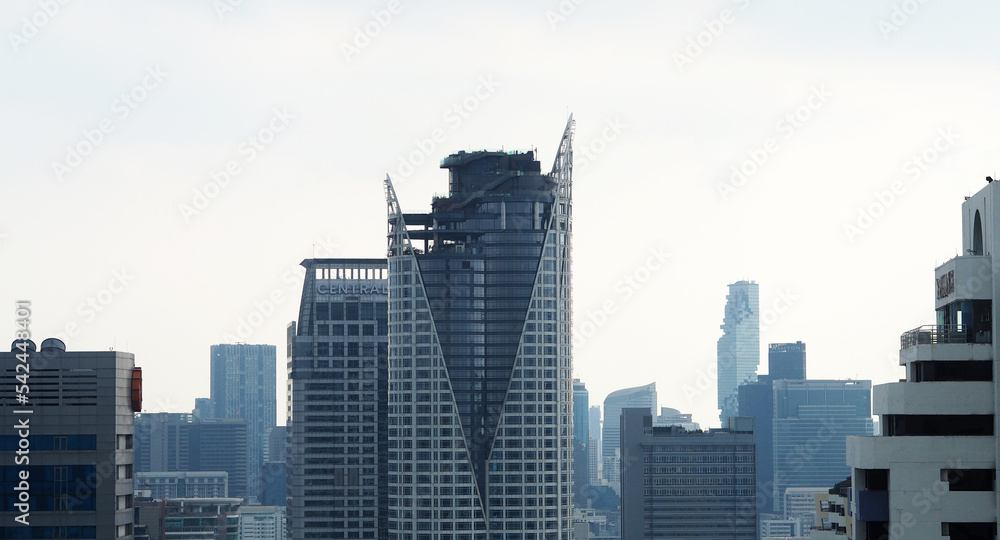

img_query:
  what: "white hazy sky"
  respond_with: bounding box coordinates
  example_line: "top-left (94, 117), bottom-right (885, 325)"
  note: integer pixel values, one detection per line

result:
top-left (3, 1), bottom-right (999, 428)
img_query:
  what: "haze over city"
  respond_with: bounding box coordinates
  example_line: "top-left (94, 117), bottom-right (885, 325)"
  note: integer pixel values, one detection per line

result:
top-left (4, 0), bottom-right (1000, 428)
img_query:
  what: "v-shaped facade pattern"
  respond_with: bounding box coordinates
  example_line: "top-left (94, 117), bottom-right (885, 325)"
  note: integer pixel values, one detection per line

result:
top-left (385, 117), bottom-right (575, 540)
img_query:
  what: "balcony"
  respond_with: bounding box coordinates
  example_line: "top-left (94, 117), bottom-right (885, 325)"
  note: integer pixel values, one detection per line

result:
top-left (900, 325), bottom-right (991, 349)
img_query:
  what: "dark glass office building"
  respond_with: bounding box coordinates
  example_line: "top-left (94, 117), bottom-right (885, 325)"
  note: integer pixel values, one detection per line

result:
top-left (0, 339), bottom-right (140, 539)
top-left (134, 413), bottom-right (249, 499)
top-left (767, 342), bottom-right (806, 382)
top-left (772, 379), bottom-right (873, 515)
top-left (384, 118), bottom-right (575, 539)
top-left (737, 341), bottom-right (806, 514)
top-left (286, 258), bottom-right (389, 539)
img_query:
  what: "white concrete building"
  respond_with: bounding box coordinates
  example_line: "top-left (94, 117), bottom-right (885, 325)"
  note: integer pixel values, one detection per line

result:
top-left (760, 517), bottom-right (802, 538)
top-left (847, 178), bottom-right (1000, 539)
top-left (783, 487), bottom-right (828, 531)
top-left (136, 470), bottom-right (229, 498)
top-left (239, 505), bottom-right (286, 539)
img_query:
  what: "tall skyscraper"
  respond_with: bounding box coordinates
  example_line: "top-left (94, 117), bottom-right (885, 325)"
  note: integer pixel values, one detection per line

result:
top-left (718, 280), bottom-right (760, 424)
top-left (0, 339), bottom-right (140, 539)
top-left (848, 178), bottom-right (1000, 539)
top-left (286, 258), bottom-right (389, 540)
top-left (210, 343), bottom-right (276, 499)
top-left (588, 406), bottom-right (601, 484)
top-left (384, 117), bottom-right (575, 538)
top-left (620, 408), bottom-right (757, 539)
top-left (772, 379), bottom-right (873, 515)
top-left (768, 341), bottom-right (806, 381)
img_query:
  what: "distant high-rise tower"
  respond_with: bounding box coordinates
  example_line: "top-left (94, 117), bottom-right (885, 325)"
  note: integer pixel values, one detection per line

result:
top-left (772, 379), bottom-right (873, 515)
top-left (573, 379), bottom-right (590, 503)
top-left (589, 406), bottom-right (602, 485)
top-left (738, 341), bottom-right (807, 515)
top-left (385, 117), bottom-right (576, 538)
top-left (768, 341), bottom-right (806, 381)
top-left (718, 281), bottom-right (760, 424)
top-left (286, 258), bottom-right (389, 540)
top-left (210, 343), bottom-right (276, 499)
top-left (194, 397), bottom-right (215, 419)
top-left (0, 339), bottom-right (140, 539)
top-left (602, 383), bottom-right (657, 493)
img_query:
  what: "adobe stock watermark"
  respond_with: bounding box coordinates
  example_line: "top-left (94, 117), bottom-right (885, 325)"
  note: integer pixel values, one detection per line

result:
top-left (717, 84), bottom-right (833, 200)
top-left (394, 75), bottom-right (500, 182)
top-left (843, 127), bottom-right (959, 243)
top-left (51, 66), bottom-right (168, 182)
top-left (8, 0), bottom-right (70, 53)
top-left (222, 234), bottom-right (339, 342)
top-left (342, 0), bottom-right (404, 62)
top-left (673, 0), bottom-right (750, 73)
top-left (573, 246), bottom-right (669, 348)
top-left (574, 117), bottom-right (627, 174)
top-left (544, 0), bottom-right (585, 29)
top-left (213, 0), bottom-right (247, 21)
top-left (178, 107), bottom-right (293, 223)
top-left (760, 288), bottom-right (798, 334)
top-left (51, 268), bottom-right (135, 343)
top-left (878, 0), bottom-right (931, 41)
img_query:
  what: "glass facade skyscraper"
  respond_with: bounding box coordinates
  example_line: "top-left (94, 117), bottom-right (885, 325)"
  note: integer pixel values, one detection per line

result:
top-left (384, 118), bottom-right (575, 539)
top-left (286, 258), bottom-right (389, 539)
top-left (772, 379), bottom-right (873, 515)
top-left (718, 281), bottom-right (760, 424)
top-left (210, 343), bottom-right (276, 500)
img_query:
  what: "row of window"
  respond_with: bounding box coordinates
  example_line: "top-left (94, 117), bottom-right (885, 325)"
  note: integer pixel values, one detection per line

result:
top-left (317, 323), bottom-right (388, 336)
top-left (0, 435), bottom-right (97, 451)
top-left (0, 526), bottom-right (97, 538)
top-left (314, 302), bottom-right (387, 321)
top-left (645, 444), bottom-right (754, 452)
top-left (315, 342), bottom-right (386, 357)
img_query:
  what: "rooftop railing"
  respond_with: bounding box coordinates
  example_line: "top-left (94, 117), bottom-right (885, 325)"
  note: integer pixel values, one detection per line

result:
top-left (900, 324), bottom-right (992, 349)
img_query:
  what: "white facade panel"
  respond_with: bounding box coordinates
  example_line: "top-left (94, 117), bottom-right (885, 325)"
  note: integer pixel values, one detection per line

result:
top-left (874, 381), bottom-right (994, 415)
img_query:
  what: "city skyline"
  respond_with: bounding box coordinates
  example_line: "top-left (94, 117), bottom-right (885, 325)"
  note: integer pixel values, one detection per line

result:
top-left (6, 2), bottom-right (1000, 429)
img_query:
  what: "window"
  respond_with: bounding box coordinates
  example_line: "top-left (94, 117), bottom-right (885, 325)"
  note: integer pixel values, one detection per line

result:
top-left (943, 468), bottom-right (995, 491)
